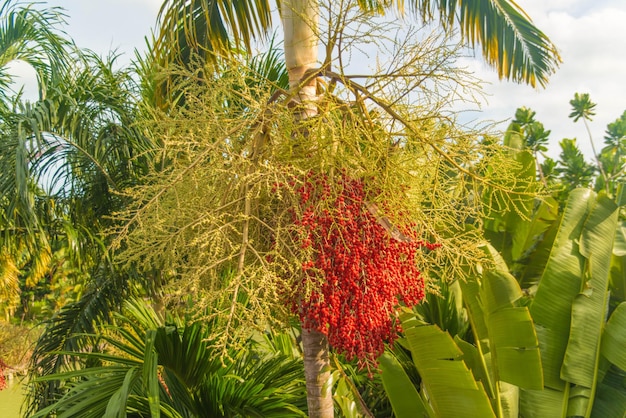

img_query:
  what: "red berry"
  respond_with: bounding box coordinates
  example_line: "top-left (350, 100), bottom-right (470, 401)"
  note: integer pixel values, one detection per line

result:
top-left (281, 172), bottom-right (437, 371)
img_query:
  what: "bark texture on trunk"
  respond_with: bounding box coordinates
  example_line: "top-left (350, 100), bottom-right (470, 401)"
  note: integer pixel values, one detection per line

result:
top-left (282, 0), bottom-right (319, 118)
top-left (282, 2), bottom-right (332, 416)
top-left (301, 328), bottom-right (334, 418)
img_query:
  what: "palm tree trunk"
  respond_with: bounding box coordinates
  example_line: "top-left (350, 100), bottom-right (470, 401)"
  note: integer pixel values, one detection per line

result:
top-left (282, 2), bottom-right (333, 417)
top-left (282, 0), bottom-right (319, 118)
top-left (302, 328), bottom-right (334, 417)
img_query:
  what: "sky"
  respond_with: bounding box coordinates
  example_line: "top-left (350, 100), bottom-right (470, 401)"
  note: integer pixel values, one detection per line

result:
top-left (10, 0), bottom-right (626, 160)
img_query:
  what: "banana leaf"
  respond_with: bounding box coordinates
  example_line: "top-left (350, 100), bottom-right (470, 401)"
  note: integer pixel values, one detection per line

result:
top-left (529, 188), bottom-right (596, 390)
top-left (403, 321), bottom-right (496, 418)
top-left (483, 148), bottom-right (537, 266)
top-left (455, 337), bottom-right (492, 398)
top-left (523, 189), bottom-right (623, 417)
top-left (485, 306), bottom-right (542, 389)
top-left (590, 365), bottom-right (626, 418)
top-left (609, 222), bottom-right (626, 302)
top-left (513, 198), bottom-right (560, 287)
top-left (520, 387), bottom-right (567, 417)
top-left (379, 351), bottom-right (431, 418)
top-left (510, 197), bottom-right (558, 264)
top-left (460, 245), bottom-right (543, 391)
top-left (561, 195), bottom-right (618, 389)
top-left (498, 381), bottom-right (519, 418)
top-left (601, 302), bottom-right (626, 370)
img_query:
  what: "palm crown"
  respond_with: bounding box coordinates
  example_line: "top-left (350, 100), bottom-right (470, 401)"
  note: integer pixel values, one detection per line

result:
top-left (156, 0), bottom-right (561, 88)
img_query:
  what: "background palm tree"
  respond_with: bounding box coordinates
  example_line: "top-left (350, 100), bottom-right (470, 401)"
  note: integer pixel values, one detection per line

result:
top-left (0, 2), bottom-right (164, 412)
top-left (153, 1), bottom-right (561, 416)
top-left (0, 0), bottom-right (71, 318)
top-left (4, 47), bottom-right (160, 414)
top-left (31, 299), bottom-right (308, 418)
top-left (8, 6), bottom-right (294, 413)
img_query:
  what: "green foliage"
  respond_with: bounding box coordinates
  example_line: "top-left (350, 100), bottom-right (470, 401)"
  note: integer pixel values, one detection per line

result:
top-left (598, 110), bottom-right (626, 193)
top-left (475, 99), bottom-right (626, 417)
top-left (0, 321), bottom-right (40, 370)
top-left (330, 359), bottom-right (393, 418)
top-left (31, 299), bottom-right (307, 418)
top-left (0, 0), bottom-right (71, 319)
top-left (512, 107), bottom-right (551, 154)
top-left (602, 302), bottom-right (626, 371)
top-left (0, 36), bottom-right (156, 317)
top-left (156, 0), bottom-right (561, 87)
top-left (522, 188), bottom-right (624, 417)
top-left (381, 96), bottom-right (626, 417)
top-left (569, 93), bottom-right (597, 123)
top-left (0, 0), bottom-right (70, 104)
top-left (381, 243), bottom-right (543, 418)
top-left (0, 2), bottom-right (566, 417)
top-left (25, 264), bottom-right (138, 416)
top-left (605, 110), bottom-right (626, 143)
top-left (113, 26), bottom-right (530, 357)
top-left (379, 351), bottom-right (430, 417)
top-left (507, 95), bottom-right (626, 202)
top-left (414, 279), bottom-right (469, 340)
top-left (555, 138), bottom-right (596, 190)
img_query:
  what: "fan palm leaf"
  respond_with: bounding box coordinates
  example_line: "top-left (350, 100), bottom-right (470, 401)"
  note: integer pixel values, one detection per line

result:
top-left (31, 299), bottom-right (307, 418)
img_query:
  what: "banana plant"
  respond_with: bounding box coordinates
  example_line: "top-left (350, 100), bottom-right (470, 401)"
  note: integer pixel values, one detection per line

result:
top-left (483, 121), bottom-right (560, 288)
top-left (380, 242), bottom-right (543, 418)
top-left (521, 187), bottom-right (626, 417)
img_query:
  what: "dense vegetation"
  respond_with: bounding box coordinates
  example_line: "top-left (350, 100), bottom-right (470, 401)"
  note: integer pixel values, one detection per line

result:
top-left (0, 1), bottom-right (624, 417)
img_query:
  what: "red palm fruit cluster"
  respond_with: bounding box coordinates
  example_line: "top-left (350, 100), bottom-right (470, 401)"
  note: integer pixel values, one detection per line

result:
top-left (289, 171), bottom-right (439, 369)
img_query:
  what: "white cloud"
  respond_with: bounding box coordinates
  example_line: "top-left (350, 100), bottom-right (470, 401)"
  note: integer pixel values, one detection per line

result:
top-left (461, 2), bottom-right (626, 159)
top-left (62, 0), bottom-right (162, 57)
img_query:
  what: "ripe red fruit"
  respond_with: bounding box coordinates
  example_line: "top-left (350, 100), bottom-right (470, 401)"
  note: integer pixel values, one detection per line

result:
top-left (287, 172), bottom-right (439, 370)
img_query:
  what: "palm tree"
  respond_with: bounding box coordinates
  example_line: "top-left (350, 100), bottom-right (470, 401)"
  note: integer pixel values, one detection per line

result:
top-left (12, 49), bottom-right (163, 414)
top-left (154, 1), bottom-right (561, 416)
top-left (20, 32), bottom-right (298, 418)
top-left (31, 299), bottom-right (308, 418)
top-left (0, 2), bottom-right (162, 411)
top-left (0, 0), bottom-right (71, 317)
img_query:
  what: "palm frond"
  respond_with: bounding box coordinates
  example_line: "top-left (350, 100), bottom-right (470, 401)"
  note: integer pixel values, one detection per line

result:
top-left (0, 48), bottom-right (154, 318)
top-left (0, 0), bottom-right (71, 101)
top-left (354, 0), bottom-right (560, 86)
top-left (155, 0), bottom-right (274, 65)
top-left (30, 298), bottom-right (308, 417)
top-left (405, 0), bottom-right (561, 87)
top-left (245, 35), bottom-right (289, 92)
top-left (25, 263), bottom-right (134, 416)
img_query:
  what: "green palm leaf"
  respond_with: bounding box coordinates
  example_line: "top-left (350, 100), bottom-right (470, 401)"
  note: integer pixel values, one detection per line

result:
top-left (156, 0), bottom-right (560, 87)
top-left (0, 0), bottom-right (70, 102)
top-left (31, 299), bottom-right (307, 417)
top-left (25, 262), bottom-right (137, 416)
top-left (156, 0), bottom-right (274, 64)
